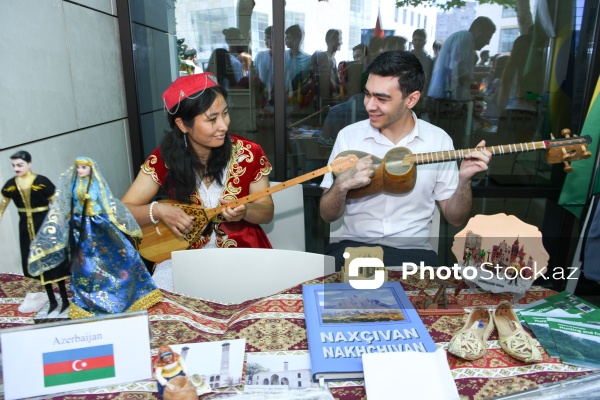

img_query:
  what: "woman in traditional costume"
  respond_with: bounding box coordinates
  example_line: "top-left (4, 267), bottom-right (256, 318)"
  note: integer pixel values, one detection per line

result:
top-left (28, 157), bottom-right (163, 319)
top-left (0, 151), bottom-right (70, 313)
top-left (122, 72), bottom-right (274, 253)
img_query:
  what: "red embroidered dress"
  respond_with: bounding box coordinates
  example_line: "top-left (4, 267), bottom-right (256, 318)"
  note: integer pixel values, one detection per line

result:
top-left (141, 135), bottom-right (273, 249)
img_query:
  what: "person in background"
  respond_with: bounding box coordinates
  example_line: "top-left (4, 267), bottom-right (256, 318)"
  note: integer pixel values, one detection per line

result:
top-left (428, 16), bottom-right (496, 101)
top-left (254, 26), bottom-right (274, 104)
top-left (382, 35), bottom-right (407, 53)
top-left (431, 39), bottom-right (443, 70)
top-left (206, 48), bottom-right (237, 90)
top-left (352, 43), bottom-right (369, 67)
top-left (222, 27), bottom-right (251, 81)
top-left (181, 48), bottom-right (202, 75)
top-left (1, 151), bottom-right (70, 314)
top-left (284, 24), bottom-right (311, 107)
top-left (411, 29), bottom-right (433, 116)
top-left (311, 29), bottom-right (343, 102)
top-left (477, 50), bottom-right (490, 67)
top-left (319, 51), bottom-right (491, 269)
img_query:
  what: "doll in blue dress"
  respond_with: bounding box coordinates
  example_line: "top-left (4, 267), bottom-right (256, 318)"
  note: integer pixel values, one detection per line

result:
top-left (29, 157), bottom-right (162, 319)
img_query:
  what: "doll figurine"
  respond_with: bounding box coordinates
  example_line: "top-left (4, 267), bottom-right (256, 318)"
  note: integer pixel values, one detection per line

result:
top-left (0, 151), bottom-right (70, 314)
top-left (154, 345), bottom-right (190, 399)
top-left (28, 157), bottom-right (163, 319)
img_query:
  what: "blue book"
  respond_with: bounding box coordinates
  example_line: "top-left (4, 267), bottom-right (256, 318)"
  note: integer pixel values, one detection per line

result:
top-left (302, 282), bottom-right (437, 382)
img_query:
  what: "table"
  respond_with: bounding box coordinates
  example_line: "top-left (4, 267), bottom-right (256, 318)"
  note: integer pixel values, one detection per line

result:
top-left (0, 272), bottom-right (594, 399)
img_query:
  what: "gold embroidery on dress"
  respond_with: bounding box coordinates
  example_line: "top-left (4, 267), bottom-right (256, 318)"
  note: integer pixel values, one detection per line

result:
top-left (68, 303), bottom-right (95, 319)
top-left (31, 183), bottom-right (46, 191)
top-left (4, 185), bottom-right (17, 192)
top-left (259, 156), bottom-right (273, 176)
top-left (141, 155), bottom-right (161, 185)
top-left (126, 289), bottom-right (163, 312)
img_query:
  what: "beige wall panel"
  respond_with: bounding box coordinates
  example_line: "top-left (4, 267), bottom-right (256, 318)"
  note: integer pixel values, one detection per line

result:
top-left (64, 2), bottom-right (126, 129)
top-left (0, 0), bottom-right (77, 148)
top-left (68, 0), bottom-right (117, 16)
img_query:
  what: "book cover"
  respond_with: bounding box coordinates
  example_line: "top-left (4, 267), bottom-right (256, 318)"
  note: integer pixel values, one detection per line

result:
top-left (520, 312), bottom-right (582, 358)
top-left (518, 291), bottom-right (600, 319)
top-left (302, 282), bottom-right (437, 382)
top-left (547, 317), bottom-right (600, 369)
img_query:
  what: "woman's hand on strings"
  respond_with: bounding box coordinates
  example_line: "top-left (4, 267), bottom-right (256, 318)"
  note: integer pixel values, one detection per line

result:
top-left (154, 203), bottom-right (195, 238)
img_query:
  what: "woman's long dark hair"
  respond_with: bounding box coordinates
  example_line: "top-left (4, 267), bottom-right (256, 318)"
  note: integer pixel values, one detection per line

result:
top-left (161, 86), bottom-right (231, 203)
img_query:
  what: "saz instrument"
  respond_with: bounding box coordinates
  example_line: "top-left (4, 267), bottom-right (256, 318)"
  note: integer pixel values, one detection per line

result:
top-left (334, 129), bottom-right (592, 199)
top-left (135, 154), bottom-right (359, 263)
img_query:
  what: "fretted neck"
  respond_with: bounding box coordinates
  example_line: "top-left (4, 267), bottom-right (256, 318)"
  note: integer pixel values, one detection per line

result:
top-left (203, 164), bottom-right (334, 220)
top-left (406, 141), bottom-right (548, 165)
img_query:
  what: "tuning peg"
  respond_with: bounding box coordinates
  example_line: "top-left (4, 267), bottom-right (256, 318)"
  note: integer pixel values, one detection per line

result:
top-left (561, 128), bottom-right (571, 138)
top-left (561, 147), bottom-right (571, 162)
top-left (564, 162), bottom-right (573, 173)
top-left (582, 146), bottom-right (592, 159)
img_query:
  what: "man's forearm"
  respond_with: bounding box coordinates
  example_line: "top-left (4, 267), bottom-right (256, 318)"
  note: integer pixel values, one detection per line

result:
top-left (445, 181), bottom-right (472, 226)
top-left (319, 183), bottom-right (347, 223)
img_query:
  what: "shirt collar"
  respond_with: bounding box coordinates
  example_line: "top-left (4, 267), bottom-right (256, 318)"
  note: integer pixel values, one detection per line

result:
top-left (363, 111), bottom-right (423, 146)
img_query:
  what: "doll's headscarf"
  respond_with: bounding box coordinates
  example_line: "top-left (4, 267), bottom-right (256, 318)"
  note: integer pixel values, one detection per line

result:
top-left (155, 345), bottom-right (181, 368)
top-left (28, 157), bottom-right (141, 277)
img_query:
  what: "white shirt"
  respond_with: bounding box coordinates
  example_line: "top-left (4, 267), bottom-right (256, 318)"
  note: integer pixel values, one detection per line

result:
top-left (427, 30), bottom-right (475, 100)
top-left (320, 113), bottom-right (458, 250)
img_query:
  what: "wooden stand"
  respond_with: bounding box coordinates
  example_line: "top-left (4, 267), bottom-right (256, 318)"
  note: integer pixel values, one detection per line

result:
top-left (412, 279), bottom-right (466, 316)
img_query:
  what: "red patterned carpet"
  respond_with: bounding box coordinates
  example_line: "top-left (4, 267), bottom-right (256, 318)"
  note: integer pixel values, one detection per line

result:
top-left (0, 272), bottom-right (593, 399)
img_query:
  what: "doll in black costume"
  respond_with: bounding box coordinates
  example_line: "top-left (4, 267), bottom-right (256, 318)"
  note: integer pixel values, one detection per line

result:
top-left (0, 151), bottom-right (70, 314)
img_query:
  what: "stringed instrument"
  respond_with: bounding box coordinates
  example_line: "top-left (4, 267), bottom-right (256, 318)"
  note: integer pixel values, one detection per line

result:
top-left (135, 154), bottom-right (359, 263)
top-left (334, 129), bottom-right (592, 199)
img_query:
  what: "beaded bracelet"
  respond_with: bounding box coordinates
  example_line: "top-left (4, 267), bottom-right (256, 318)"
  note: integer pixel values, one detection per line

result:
top-left (149, 201), bottom-right (159, 224)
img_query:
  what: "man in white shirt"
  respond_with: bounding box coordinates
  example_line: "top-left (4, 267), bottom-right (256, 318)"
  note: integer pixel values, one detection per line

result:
top-left (320, 51), bottom-right (491, 269)
top-left (428, 17), bottom-right (496, 101)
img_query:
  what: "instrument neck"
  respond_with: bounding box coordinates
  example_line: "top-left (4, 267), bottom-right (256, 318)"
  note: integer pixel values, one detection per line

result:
top-left (410, 141), bottom-right (548, 165)
top-left (203, 164), bottom-right (333, 219)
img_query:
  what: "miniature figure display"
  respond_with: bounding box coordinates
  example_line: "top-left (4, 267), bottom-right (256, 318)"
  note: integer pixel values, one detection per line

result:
top-left (28, 157), bottom-right (163, 319)
top-left (155, 345), bottom-right (190, 399)
top-left (0, 151), bottom-right (70, 314)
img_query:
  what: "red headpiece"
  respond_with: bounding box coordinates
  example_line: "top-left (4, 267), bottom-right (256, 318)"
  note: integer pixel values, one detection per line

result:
top-left (162, 72), bottom-right (220, 112)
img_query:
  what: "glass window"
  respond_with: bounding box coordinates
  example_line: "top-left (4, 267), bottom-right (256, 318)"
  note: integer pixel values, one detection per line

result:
top-left (502, 7), bottom-right (517, 18)
top-left (128, 0), bottom-right (599, 277)
top-left (499, 27), bottom-right (520, 53)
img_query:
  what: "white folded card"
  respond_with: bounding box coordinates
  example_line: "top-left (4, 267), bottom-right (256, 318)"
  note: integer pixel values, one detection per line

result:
top-left (0, 311), bottom-right (152, 400)
top-left (362, 348), bottom-right (459, 400)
